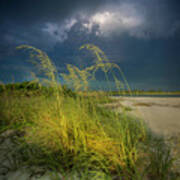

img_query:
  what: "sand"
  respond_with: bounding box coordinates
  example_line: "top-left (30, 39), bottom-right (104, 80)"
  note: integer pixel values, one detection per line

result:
top-left (110, 97), bottom-right (180, 136)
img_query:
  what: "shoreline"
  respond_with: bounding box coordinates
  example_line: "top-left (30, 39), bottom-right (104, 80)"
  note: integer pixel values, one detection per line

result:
top-left (111, 94), bottom-right (180, 98)
top-left (110, 96), bottom-right (180, 136)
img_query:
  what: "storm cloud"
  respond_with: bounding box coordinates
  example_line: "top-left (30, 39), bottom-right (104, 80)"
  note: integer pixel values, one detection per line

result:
top-left (0, 0), bottom-right (180, 90)
top-left (1, 0), bottom-right (180, 45)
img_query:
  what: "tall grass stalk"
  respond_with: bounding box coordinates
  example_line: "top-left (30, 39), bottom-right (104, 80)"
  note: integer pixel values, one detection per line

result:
top-left (0, 44), bottom-right (175, 179)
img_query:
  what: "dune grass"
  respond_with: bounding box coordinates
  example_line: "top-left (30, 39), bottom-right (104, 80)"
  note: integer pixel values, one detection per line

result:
top-left (0, 44), bottom-right (177, 179)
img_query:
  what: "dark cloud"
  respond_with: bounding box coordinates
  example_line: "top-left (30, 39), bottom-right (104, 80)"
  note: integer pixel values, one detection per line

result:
top-left (0, 0), bottom-right (105, 46)
top-left (0, 0), bottom-right (105, 24)
top-left (0, 0), bottom-right (180, 90)
top-left (134, 0), bottom-right (180, 38)
top-left (82, 0), bottom-right (180, 39)
top-left (0, 0), bottom-right (179, 48)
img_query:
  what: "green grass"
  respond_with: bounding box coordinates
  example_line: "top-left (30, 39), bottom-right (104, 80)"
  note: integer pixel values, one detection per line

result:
top-left (0, 44), bottom-right (178, 179)
top-left (0, 86), bottom-right (177, 179)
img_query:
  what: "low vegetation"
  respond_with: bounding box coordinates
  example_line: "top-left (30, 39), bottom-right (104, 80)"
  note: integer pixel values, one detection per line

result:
top-left (0, 44), bottom-right (178, 179)
top-left (110, 90), bottom-right (180, 96)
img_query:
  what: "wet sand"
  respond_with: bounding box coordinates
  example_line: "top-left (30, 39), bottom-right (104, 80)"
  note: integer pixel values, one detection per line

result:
top-left (110, 97), bottom-right (180, 136)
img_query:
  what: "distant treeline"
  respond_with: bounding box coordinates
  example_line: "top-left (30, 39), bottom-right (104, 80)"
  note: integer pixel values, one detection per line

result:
top-left (0, 81), bottom-right (41, 91)
top-left (109, 90), bottom-right (180, 95)
top-left (0, 81), bottom-right (76, 97)
top-left (1, 81), bottom-right (180, 96)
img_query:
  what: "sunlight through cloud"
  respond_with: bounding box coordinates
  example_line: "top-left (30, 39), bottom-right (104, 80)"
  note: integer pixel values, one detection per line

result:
top-left (82, 3), bottom-right (144, 37)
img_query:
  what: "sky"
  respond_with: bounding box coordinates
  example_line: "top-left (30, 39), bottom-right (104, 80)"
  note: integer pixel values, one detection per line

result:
top-left (0, 0), bottom-right (180, 90)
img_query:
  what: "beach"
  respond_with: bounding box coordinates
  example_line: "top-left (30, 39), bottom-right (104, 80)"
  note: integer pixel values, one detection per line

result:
top-left (110, 97), bottom-right (180, 136)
